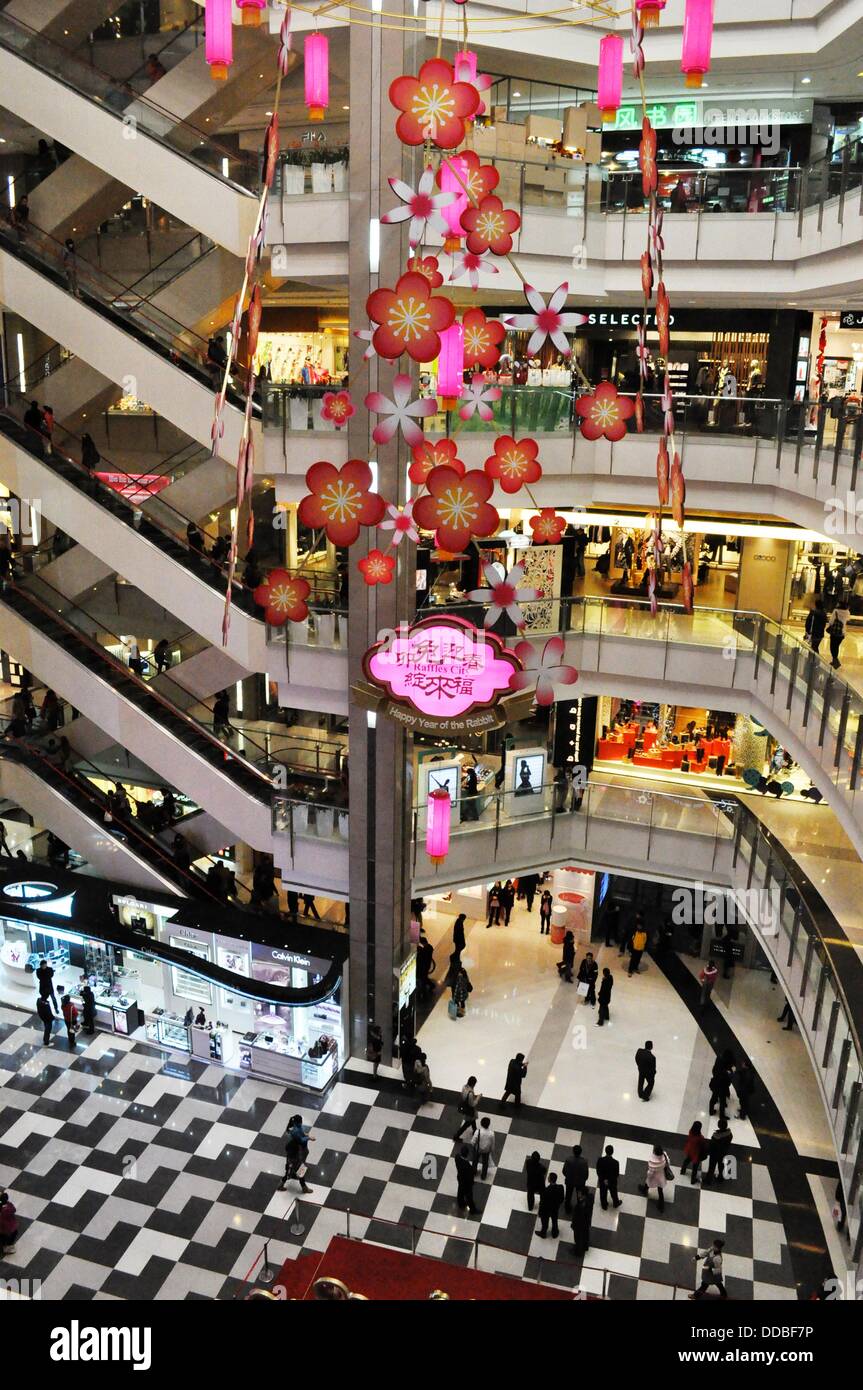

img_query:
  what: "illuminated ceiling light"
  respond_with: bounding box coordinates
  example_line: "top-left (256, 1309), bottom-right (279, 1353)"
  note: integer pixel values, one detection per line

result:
top-left (801, 76), bottom-right (812, 84)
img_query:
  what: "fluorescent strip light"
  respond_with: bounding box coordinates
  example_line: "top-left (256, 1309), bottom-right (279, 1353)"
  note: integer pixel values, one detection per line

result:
top-left (6, 175), bottom-right (15, 209)
top-left (235, 680), bottom-right (243, 714)
top-left (369, 217), bottom-right (380, 273)
top-left (16, 334), bottom-right (26, 391)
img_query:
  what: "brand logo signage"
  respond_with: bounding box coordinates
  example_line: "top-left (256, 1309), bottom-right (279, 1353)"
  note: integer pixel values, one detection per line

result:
top-left (272, 950), bottom-right (312, 968)
top-left (839, 310), bottom-right (863, 330)
top-left (580, 310), bottom-right (676, 328)
top-left (360, 616), bottom-right (524, 735)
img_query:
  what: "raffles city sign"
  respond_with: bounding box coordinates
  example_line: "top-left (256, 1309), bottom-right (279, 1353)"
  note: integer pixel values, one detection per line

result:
top-left (355, 616), bottom-right (532, 734)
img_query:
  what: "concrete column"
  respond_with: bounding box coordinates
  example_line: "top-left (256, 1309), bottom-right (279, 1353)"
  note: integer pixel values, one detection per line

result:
top-left (346, 5), bottom-right (419, 1061)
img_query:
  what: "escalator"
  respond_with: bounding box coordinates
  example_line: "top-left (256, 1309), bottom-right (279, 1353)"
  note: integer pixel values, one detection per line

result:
top-left (0, 208), bottom-right (254, 466)
top-left (0, 573), bottom-right (277, 850)
top-left (0, 11), bottom-right (262, 254)
top-left (0, 406), bottom-right (276, 672)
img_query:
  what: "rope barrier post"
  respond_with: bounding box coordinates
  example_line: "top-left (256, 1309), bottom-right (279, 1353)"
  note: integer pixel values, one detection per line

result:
top-left (289, 1202), bottom-right (306, 1238)
top-left (258, 1239), bottom-right (275, 1285)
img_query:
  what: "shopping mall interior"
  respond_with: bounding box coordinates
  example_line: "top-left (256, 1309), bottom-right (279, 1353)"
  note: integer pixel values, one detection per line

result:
top-left (0, 0), bottom-right (862, 1326)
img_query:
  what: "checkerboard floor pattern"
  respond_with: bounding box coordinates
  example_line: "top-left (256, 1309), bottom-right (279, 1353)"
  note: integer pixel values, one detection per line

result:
top-left (0, 1005), bottom-right (804, 1300)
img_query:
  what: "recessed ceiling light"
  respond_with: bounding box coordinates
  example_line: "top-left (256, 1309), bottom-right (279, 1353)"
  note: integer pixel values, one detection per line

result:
top-left (801, 76), bottom-right (811, 84)
top-left (513, 90), bottom-right (522, 97)
top-left (343, 104), bottom-right (350, 110)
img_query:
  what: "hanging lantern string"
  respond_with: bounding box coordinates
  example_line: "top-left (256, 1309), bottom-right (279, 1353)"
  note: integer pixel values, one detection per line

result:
top-left (301, 0), bottom-right (620, 33)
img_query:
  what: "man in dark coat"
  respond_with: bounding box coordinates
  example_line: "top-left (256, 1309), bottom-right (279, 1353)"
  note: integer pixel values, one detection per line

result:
top-left (635, 1040), bottom-right (657, 1100)
top-left (36, 994), bottom-right (55, 1045)
top-left (502, 1053), bottom-right (527, 1106)
top-left (597, 967), bottom-right (614, 1025)
top-left (562, 1145), bottom-right (589, 1213)
top-left (525, 1151), bottom-right (547, 1211)
top-left (596, 1145), bottom-right (622, 1209)
top-left (536, 1172), bottom-right (564, 1238)
top-left (571, 1186), bottom-right (595, 1256)
top-left (455, 1144), bottom-right (478, 1213)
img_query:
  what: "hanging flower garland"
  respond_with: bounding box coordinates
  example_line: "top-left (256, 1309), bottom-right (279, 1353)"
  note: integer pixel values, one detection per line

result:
top-left (468, 563), bottom-right (539, 630)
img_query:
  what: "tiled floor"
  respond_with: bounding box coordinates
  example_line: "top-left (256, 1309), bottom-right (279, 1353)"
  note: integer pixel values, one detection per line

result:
top-left (0, 981), bottom-right (842, 1301)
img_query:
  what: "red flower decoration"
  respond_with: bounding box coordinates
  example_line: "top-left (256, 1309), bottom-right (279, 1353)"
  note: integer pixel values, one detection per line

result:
top-left (634, 391), bottom-right (645, 433)
top-left (252, 570), bottom-right (310, 626)
top-left (575, 383), bottom-right (635, 442)
top-left (530, 509), bottom-right (567, 544)
top-left (412, 466), bottom-right (499, 553)
top-left (298, 459), bottom-right (386, 546)
top-left (460, 195), bottom-right (521, 256)
top-left (389, 58), bottom-right (479, 149)
top-left (409, 437), bottom-right (465, 485)
top-left (640, 117), bottom-right (657, 197)
top-left (451, 149), bottom-right (500, 203)
top-left (407, 254), bottom-right (444, 290)
top-left (640, 250), bottom-right (653, 298)
top-left (366, 271), bottom-right (455, 363)
top-left (656, 437), bottom-right (669, 505)
top-left (670, 453), bottom-right (685, 528)
top-left (320, 390), bottom-right (355, 428)
top-left (462, 307), bottom-right (505, 371)
top-left (359, 549), bottom-right (396, 586)
top-left (656, 282), bottom-right (670, 357)
top-left (484, 435), bottom-right (542, 494)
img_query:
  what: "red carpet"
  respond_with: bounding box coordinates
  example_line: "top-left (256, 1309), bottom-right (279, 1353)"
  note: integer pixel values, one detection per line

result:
top-left (274, 1236), bottom-right (574, 1301)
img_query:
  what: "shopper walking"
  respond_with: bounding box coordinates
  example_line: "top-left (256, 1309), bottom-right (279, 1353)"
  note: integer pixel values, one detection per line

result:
top-left (452, 913), bottom-right (466, 957)
top-left (455, 1145), bottom-right (479, 1214)
top-left (413, 1051), bottom-right (433, 1105)
top-left (302, 892), bottom-right (321, 920)
top-left (80, 983), bottom-right (96, 1036)
top-left (597, 967), bottom-right (614, 1026)
top-left (570, 1185), bottom-right (594, 1256)
top-left (473, 1117), bottom-right (495, 1180)
top-left (461, 765), bottom-right (480, 821)
top-left (400, 1034), bottom-right (419, 1092)
top-left (604, 901), bottom-right (621, 949)
top-left (703, 1119), bottom-right (734, 1185)
top-left (60, 993), bottom-right (78, 1050)
top-left (35, 957), bottom-right (59, 1014)
top-left (536, 1173), bottom-right (564, 1238)
top-left (643, 1142), bottom-right (672, 1212)
top-left (734, 1058), bottom-right (755, 1120)
top-left (635, 1040), bottom-right (657, 1100)
top-left (502, 1052), bottom-right (527, 1107)
top-left (454, 1076), bottom-right (480, 1140)
top-left (451, 966), bottom-right (472, 1018)
top-left (596, 1145), bottom-right (622, 1210)
top-left (278, 1115), bottom-right (314, 1194)
top-left (777, 999), bottom-right (795, 1030)
top-left (689, 1240), bottom-right (728, 1299)
top-left (61, 238), bottom-right (79, 296)
top-left (36, 994), bottom-right (54, 1045)
top-left (525, 1150), bottom-right (547, 1212)
top-left (212, 688), bottom-right (232, 741)
top-left (708, 1050), bottom-right (735, 1120)
top-left (828, 606), bottom-right (850, 670)
top-left (628, 918), bottom-right (648, 976)
top-left (500, 879), bottom-right (515, 925)
top-left (562, 1144), bottom-right (588, 1213)
top-left (557, 929), bottom-right (575, 983)
top-left (366, 1022), bottom-right (383, 1075)
top-left (539, 889), bottom-right (553, 934)
top-left (486, 882), bottom-right (502, 927)
top-left (0, 1191), bottom-right (18, 1256)
top-left (522, 872), bottom-right (539, 912)
top-left (805, 599), bottom-right (828, 653)
top-left (577, 951), bottom-right (598, 1005)
top-left (699, 957), bottom-right (719, 1007)
top-left (680, 1121), bottom-right (708, 1185)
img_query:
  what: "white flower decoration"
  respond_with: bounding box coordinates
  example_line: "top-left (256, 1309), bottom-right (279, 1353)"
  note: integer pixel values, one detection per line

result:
top-left (364, 374), bottom-right (437, 447)
top-left (503, 283), bottom-right (588, 357)
top-left (458, 375), bottom-right (502, 422)
top-left (381, 166), bottom-right (456, 249)
top-left (380, 500), bottom-right (419, 546)
top-left (448, 248), bottom-right (499, 292)
top-left (468, 563), bottom-right (539, 630)
top-left (354, 326), bottom-right (377, 361)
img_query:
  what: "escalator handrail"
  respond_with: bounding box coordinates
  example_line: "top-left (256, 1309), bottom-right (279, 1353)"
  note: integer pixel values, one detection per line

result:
top-left (0, 11), bottom-right (261, 197)
top-left (1, 577), bottom-right (274, 798)
top-left (0, 405), bottom-right (265, 620)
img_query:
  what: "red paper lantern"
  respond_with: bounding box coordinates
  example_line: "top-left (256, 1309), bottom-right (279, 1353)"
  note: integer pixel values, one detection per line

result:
top-left (437, 323), bottom-right (464, 411)
top-left (426, 788), bottom-right (452, 865)
top-left (205, 0), bottom-right (232, 81)
top-left (681, 0), bottom-right (714, 89)
top-left (305, 33), bottom-right (329, 121)
top-left (597, 34), bottom-right (623, 124)
top-left (237, 0), bottom-right (266, 25)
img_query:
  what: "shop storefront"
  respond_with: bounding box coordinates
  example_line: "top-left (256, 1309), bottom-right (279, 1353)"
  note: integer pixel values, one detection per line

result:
top-left (249, 309), bottom-right (348, 387)
top-left (0, 868), bottom-right (348, 1092)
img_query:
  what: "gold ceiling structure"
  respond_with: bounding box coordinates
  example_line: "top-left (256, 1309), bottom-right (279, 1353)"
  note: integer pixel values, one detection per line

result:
top-left (291, 0), bottom-right (625, 36)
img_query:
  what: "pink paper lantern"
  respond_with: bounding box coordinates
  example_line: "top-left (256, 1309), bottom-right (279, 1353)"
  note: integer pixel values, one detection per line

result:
top-left (437, 323), bottom-right (464, 410)
top-left (305, 33), bottom-right (329, 121)
top-left (454, 49), bottom-right (477, 84)
top-left (635, 0), bottom-right (666, 25)
top-left (205, 0), bottom-right (232, 81)
top-left (237, 0), bottom-right (266, 25)
top-left (681, 0), bottom-right (714, 88)
top-left (597, 34), bottom-right (623, 124)
top-left (440, 155), bottom-right (469, 252)
top-left (426, 788), bottom-right (452, 864)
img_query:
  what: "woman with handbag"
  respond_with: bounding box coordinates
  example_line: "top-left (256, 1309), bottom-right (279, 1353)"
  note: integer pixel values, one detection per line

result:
top-left (642, 1142), bottom-right (673, 1211)
top-left (680, 1120), bottom-right (709, 1185)
top-left (451, 966), bottom-right (472, 1018)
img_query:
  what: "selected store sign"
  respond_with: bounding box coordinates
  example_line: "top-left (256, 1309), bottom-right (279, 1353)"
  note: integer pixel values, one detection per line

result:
top-left (356, 615), bottom-right (532, 735)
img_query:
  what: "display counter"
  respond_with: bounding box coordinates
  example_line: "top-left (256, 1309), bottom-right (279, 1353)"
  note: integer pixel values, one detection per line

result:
top-left (247, 1030), bottom-right (337, 1090)
top-left (145, 1010), bottom-right (191, 1053)
top-left (71, 982), bottom-right (141, 1036)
